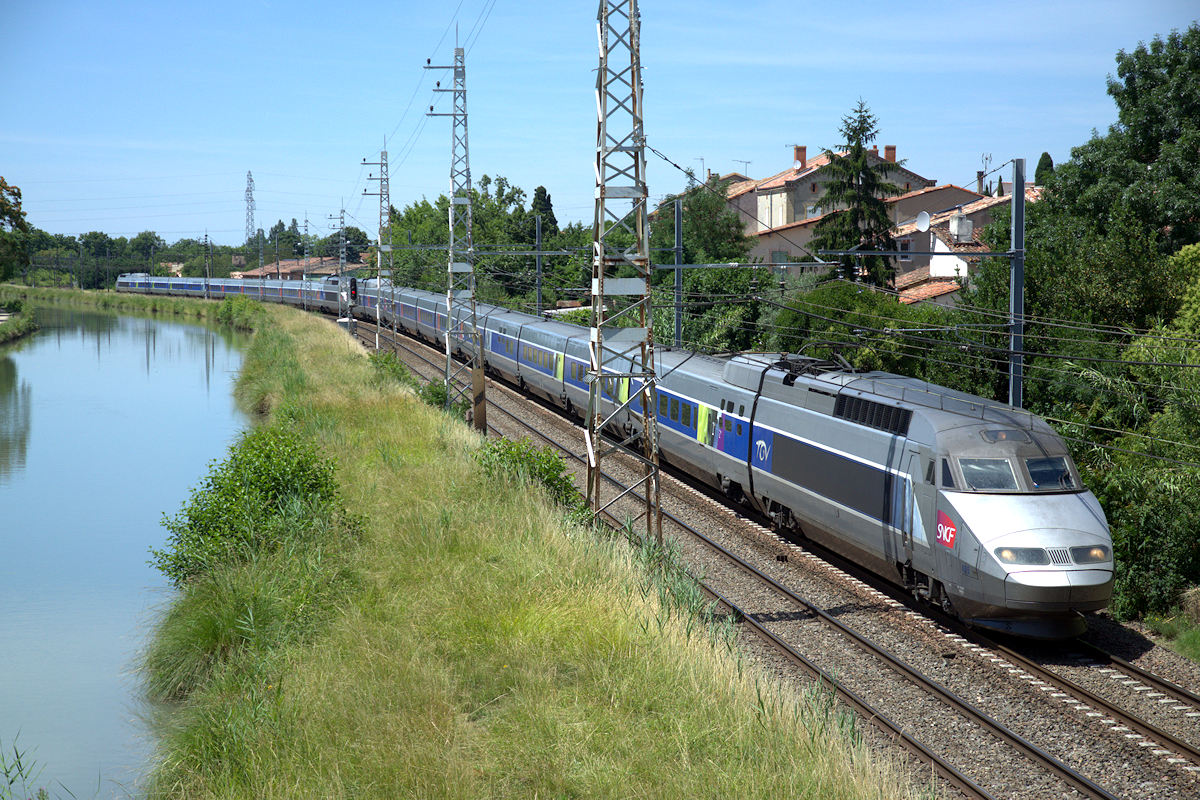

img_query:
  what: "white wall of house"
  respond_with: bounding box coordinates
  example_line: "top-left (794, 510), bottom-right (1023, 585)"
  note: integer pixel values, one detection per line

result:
top-left (929, 236), bottom-right (970, 279)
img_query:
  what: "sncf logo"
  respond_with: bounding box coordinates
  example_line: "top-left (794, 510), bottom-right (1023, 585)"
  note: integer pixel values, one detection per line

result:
top-left (936, 510), bottom-right (957, 549)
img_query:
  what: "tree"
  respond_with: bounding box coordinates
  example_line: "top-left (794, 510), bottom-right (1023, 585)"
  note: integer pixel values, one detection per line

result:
top-left (1034, 151), bottom-right (1055, 184)
top-left (79, 231), bottom-right (114, 259)
top-left (529, 186), bottom-right (558, 238)
top-left (0, 177), bottom-right (31, 282)
top-left (646, 173), bottom-right (756, 350)
top-left (343, 226), bottom-right (370, 263)
top-left (809, 100), bottom-right (902, 286)
top-left (1050, 23), bottom-right (1200, 253)
top-left (129, 230), bottom-right (166, 261)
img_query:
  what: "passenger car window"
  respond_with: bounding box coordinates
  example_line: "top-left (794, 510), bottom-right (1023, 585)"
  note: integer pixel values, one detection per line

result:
top-left (659, 394), bottom-right (669, 416)
top-left (669, 398), bottom-right (678, 420)
top-left (681, 403), bottom-right (691, 428)
top-left (1026, 456), bottom-right (1075, 489)
top-left (959, 458), bottom-right (1018, 491)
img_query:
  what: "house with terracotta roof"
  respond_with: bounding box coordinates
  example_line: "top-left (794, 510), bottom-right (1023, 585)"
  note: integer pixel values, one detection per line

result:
top-left (231, 255), bottom-right (347, 280)
top-left (719, 145), bottom-right (940, 266)
top-left (751, 183), bottom-right (979, 267)
top-left (755, 145), bottom-right (934, 231)
top-left (893, 187), bottom-right (1042, 306)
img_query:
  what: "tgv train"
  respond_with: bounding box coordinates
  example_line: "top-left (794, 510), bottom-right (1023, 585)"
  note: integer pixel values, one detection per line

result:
top-left (116, 273), bottom-right (1114, 638)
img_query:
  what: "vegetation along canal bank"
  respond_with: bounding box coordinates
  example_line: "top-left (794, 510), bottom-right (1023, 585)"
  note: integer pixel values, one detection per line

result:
top-left (0, 299), bottom-right (38, 344)
top-left (98, 290), bottom-right (911, 798)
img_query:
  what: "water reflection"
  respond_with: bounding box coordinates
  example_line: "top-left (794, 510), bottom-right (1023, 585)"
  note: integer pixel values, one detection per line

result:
top-left (0, 356), bottom-right (32, 482)
top-left (0, 306), bottom-right (247, 797)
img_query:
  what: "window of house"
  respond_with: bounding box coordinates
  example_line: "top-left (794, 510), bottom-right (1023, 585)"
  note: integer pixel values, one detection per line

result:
top-left (810, 183), bottom-right (817, 193)
top-left (899, 238), bottom-right (912, 262)
top-left (905, 182), bottom-right (911, 191)
top-left (770, 250), bottom-right (788, 265)
top-left (807, 204), bottom-right (821, 218)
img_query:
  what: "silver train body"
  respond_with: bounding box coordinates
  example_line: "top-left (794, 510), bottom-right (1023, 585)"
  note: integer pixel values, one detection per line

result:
top-left (117, 273), bottom-right (1114, 638)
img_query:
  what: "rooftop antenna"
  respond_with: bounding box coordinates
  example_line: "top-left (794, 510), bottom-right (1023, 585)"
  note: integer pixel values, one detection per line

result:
top-left (734, 159), bottom-right (752, 174)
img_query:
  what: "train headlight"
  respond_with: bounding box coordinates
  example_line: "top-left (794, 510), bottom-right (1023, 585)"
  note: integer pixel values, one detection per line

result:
top-left (994, 547), bottom-right (1050, 565)
top-left (1070, 545), bottom-right (1111, 564)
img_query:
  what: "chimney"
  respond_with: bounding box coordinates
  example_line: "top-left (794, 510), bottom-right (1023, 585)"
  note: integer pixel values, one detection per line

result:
top-left (884, 145), bottom-right (896, 163)
top-left (793, 145), bottom-right (806, 168)
top-left (949, 211), bottom-right (974, 243)
top-left (976, 170), bottom-right (985, 194)
top-left (870, 145), bottom-right (879, 157)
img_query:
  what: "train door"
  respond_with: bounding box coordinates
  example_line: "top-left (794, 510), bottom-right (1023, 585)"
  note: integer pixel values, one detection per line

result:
top-left (909, 451), bottom-right (935, 577)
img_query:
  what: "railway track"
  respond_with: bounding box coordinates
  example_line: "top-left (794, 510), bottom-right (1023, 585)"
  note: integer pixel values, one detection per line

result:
top-left (354, 319), bottom-right (1200, 799)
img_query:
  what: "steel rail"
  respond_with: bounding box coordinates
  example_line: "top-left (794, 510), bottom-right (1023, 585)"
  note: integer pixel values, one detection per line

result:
top-left (354, 319), bottom-right (1114, 799)
top-left (1074, 640), bottom-right (1200, 709)
top-left (968, 634), bottom-right (1200, 765)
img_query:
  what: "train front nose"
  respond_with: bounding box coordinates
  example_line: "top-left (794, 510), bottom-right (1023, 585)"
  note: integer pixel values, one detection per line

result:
top-left (1002, 560), bottom-right (1112, 610)
top-left (945, 491), bottom-right (1114, 637)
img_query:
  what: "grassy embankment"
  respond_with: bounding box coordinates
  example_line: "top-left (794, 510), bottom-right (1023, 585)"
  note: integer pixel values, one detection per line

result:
top-left (132, 294), bottom-right (917, 798)
top-left (0, 299), bottom-right (38, 344)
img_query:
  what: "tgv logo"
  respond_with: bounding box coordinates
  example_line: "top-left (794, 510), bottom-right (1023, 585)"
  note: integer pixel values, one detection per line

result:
top-left (755, 439), bottom-right (771, 462)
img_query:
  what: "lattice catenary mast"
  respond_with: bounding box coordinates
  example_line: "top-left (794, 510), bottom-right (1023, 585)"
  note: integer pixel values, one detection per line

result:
top-left (588, 0), bottom-right (662, 542)
top-left (426, 46), bottom-right (486, 432)
top-left (363, 142), bottom-right (394, 349)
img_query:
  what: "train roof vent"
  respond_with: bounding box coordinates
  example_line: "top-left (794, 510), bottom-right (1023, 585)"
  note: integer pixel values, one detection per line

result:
top-left (834, 394), bottom-right (912, 437)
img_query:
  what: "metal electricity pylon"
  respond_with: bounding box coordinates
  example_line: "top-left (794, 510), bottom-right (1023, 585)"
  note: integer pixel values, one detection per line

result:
top-left (426, 46), bottom-right (486, 433)
top-left (363, 143), bottom-right (394, 349)
top-left (588, 0), bottom-right (662, 543)
top-left (245, 171), bottom-right (256, 247)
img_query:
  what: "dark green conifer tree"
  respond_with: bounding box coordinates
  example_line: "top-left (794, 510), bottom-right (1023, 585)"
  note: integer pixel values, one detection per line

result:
top-left (1034, 151), bottom-right (1055, 185)
top-left (810, 100), bottom-right (902, 285)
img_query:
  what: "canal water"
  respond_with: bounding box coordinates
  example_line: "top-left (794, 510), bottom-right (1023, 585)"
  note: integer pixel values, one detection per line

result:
top-left (0, 307), bottom-right (247, 797)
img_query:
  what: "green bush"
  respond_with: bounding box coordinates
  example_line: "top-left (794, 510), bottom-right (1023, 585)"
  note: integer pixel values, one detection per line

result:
top-left (143, 494), bottom-right (361, 701)
top-left (214, 295), bottom-right (264, 331)
top-left (150, 425), bottom-right (345, 585)
top-left (475, 437), bottom-right (581, 510)
top-left (417, 378), bottom-right (470, 418)
top-left (368, 350), bottom-right (420, 391)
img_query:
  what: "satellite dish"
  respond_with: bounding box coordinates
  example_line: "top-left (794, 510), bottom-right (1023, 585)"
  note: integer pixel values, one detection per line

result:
top-left (916, 211), bottom-right (931, 232)
top-left (793, 160), bottom-right (802, 170)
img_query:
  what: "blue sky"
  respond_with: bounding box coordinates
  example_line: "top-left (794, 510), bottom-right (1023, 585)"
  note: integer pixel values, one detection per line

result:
top-left (3, 0), bottom-right (1197, 246)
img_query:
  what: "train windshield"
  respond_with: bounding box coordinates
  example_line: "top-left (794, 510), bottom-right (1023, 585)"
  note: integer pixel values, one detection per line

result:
top-left (1026, 456), bottom-right (1076, 490)
top-left (959, 457), bottom-right (1019, 491)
